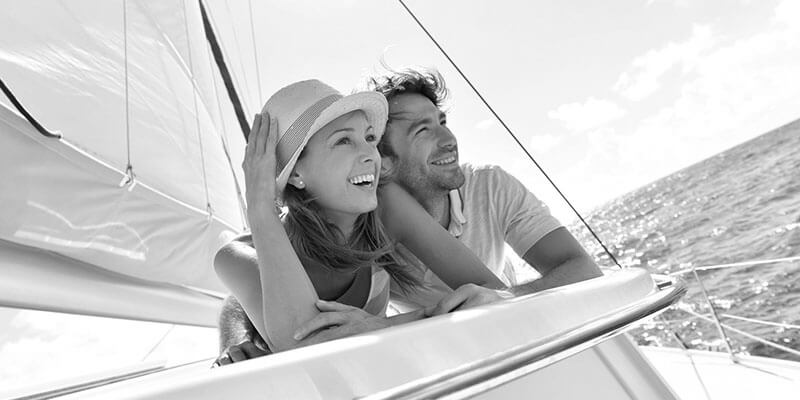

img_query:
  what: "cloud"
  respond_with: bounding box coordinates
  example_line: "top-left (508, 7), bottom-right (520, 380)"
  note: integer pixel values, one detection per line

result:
top-left (637, 1), bottom-right (800, 145)
top-left (547, 98), bottom-right (627, 132)
top-left (614, 25), bottom-right (715, 101)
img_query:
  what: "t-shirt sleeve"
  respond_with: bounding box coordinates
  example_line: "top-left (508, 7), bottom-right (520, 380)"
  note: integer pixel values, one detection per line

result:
top-left (489, 166), bottom-right (562, 258)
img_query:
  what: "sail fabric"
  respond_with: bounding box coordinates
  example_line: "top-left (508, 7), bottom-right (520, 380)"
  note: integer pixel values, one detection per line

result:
top-left (0, 0), bottom-right (250, 312)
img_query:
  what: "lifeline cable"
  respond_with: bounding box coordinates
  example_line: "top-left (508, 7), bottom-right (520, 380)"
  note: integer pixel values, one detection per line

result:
top-left (396, 0), bottom-right (622, 268)
top-left (0, 78), bottom-right (61, 138)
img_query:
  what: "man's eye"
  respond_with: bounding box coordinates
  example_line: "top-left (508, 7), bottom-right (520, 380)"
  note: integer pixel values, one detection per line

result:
top-left (415, 128), bottom-right (428, 136)
top-left (441, 119), bottom-right (447, 126)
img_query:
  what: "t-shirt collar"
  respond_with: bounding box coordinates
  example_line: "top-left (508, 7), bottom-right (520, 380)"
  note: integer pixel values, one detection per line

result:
top-left (448, 189), bottom-right (466, 237)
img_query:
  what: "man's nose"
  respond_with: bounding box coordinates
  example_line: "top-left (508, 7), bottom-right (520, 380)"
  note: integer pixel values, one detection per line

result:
top-left (435, 125), bottom-right (457, 150)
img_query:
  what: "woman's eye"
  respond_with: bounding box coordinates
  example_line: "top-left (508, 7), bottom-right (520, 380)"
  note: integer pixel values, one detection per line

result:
top-left (366, 133), bottom-right (377, 142)
top-left (335, 137), bottom-right (351, 145)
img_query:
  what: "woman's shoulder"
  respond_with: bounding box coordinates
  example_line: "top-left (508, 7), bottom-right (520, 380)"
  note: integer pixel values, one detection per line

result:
top-left (215, 233), bottom-right (256, 266)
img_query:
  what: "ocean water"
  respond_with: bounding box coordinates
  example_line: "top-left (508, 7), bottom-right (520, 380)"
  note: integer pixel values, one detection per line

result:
top-left (569, 119), bottom-right (800, 361)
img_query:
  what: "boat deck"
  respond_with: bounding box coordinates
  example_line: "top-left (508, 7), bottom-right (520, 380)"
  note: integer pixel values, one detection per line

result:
top-left (641, 346), bottom-right (800, 399)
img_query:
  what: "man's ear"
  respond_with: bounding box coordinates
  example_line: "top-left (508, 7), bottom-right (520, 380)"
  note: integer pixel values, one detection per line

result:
top-left (287, 172), bottom-right (306, 189)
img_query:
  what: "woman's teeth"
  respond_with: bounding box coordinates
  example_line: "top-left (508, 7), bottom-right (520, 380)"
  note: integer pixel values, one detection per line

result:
top-left (432, 156), bottom-right (456, 165)
top-left (348, 174), bottom-right (375, 186)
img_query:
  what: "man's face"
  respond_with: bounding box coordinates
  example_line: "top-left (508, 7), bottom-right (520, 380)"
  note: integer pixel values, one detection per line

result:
top-left (382, 93), bottom-right (465, 198)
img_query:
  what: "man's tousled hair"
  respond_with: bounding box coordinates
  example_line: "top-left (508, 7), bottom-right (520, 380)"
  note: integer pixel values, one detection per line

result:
top-left (366, 67), bottom-right (449, 160)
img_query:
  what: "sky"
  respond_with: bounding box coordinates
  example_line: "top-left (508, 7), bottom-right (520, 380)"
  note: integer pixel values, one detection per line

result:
top-left (232, 0), bottom-right (800, 223)
top-left (2, 0), bottom-right (800, 394)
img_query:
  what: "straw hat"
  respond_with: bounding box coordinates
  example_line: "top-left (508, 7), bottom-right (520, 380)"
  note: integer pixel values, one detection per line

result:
top-left (261, 79), bottom-right (388, 202)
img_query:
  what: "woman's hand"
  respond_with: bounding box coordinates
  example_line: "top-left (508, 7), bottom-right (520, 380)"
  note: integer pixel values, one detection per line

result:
top-left (243, 113), bottom-right (279, 216)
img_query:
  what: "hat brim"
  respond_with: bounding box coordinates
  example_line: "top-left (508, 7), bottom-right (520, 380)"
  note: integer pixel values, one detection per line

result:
top-left (275, 91), bottom-right (388, 202)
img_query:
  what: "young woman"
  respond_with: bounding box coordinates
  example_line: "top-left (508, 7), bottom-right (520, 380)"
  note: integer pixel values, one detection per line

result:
top-left (214, 80), bottom-right (504, 353)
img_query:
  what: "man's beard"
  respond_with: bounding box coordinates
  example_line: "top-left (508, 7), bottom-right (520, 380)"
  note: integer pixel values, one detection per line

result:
top-left (394, 160), bottom-right (465, 199)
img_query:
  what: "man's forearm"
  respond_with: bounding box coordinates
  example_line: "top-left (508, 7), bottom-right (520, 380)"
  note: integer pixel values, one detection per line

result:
top-left (218, 296), bottom-right (260, 351)
top-left (509, 255), bottom-right (602, 296)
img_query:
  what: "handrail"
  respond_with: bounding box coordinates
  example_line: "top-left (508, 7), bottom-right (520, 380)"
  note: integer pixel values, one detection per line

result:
top-left (364, 275), bottom-right (686, 400)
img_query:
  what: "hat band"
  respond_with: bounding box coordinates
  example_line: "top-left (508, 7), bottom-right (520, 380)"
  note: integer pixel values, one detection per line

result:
top-left (277, 94), bottom-right (342, 172)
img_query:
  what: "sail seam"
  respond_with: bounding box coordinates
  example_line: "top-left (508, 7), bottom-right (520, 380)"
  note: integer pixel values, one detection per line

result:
top-left (182, 0), bottom-right (213, 214)
top-left (248, 0), bottom-right (263, 102)
top-left (206, 40), bottom-right (250, 230)
top-left (0, 103), bottom-right (239, 231)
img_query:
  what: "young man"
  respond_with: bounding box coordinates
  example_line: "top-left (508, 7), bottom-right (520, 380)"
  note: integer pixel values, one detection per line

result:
top-left (213, 69), bottom-right (601, 365)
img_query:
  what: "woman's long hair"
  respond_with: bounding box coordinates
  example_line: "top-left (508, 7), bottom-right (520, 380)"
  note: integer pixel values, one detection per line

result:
top-left (282, 178), bottom-right (417, 293)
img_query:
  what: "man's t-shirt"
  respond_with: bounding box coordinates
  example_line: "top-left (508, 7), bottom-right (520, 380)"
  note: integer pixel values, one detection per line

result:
top-left (390, 164), bottom-right (562, 312)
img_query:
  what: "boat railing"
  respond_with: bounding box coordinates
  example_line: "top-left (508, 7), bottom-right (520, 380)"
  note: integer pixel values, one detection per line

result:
top-left (365, 272), bottom-right (686, 400)
top-left (661, 255), bottom-right (800, 361)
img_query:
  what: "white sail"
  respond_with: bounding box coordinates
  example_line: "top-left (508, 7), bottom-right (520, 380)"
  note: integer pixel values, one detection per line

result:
top-left (0, 0), bottom-right (250, 324)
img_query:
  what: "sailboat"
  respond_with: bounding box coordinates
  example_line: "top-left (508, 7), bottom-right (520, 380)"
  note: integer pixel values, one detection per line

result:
top-left (1, 1), bottom-right (798, 399)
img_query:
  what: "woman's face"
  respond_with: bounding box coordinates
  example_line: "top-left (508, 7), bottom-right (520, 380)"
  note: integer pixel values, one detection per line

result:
top-left (290, 110), bottom-right (381, 222)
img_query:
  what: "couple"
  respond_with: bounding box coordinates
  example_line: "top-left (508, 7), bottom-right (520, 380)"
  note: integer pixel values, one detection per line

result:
top-left (214, 68), bottom-right (602, 363)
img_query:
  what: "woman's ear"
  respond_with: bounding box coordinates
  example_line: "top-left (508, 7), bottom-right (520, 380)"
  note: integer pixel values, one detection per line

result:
top-left (287, 172), bottom-right (306, 189)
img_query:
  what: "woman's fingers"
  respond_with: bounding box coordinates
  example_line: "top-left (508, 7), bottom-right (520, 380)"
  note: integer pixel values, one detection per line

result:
top-left (293, 311), bottom-right (346, 340)
top-left (315, 300), bottom-right (357, 312)
top-left (265, 115), bottom-right (278, 157)
top-left (245, 114), bottom-right (260, 158)
top-left (254, 114), bottom-right (267, 156)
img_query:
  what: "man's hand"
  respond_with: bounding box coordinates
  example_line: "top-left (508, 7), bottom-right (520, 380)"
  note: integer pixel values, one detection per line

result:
top-left (427, 284), bottom-right (513, 316)
top-left (293, 300), bottom-right (392, 346)
top-left (212, 340), bottom-right (269, 368)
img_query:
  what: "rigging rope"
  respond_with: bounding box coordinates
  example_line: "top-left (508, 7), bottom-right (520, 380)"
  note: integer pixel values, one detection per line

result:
top-left (396, 0), bottom-right (622, 268)
top-left (198, 0), bottom-right (251, 140)
top-left (0, 78), bottom-right (61, 138)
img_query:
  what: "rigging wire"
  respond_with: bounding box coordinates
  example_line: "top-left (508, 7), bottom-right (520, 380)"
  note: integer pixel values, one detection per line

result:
top-left (121, 0), bottom-right (134, 187)
top-left (182, 0), bottom-right (212, 215)
top-left (670, 255), bottom-right (800, 276)
top-left (396, 0), bottom-right (622, 268)
top-left (677, 307), bottom-right (800, 360)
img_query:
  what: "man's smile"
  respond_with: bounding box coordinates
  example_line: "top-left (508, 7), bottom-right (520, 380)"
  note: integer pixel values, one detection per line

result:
top-left (431, 153), bottom-right (458, 166)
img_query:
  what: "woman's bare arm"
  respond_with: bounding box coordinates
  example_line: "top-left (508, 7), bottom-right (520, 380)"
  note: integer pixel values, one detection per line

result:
top-left (379, 183), bottom-right (505, 290)
top-left (214, 114), bottom-right (318, 352)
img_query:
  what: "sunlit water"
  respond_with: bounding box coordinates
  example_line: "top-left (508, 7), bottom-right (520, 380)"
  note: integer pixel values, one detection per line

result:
top-left (569, 118), bottom-right (800, 361)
